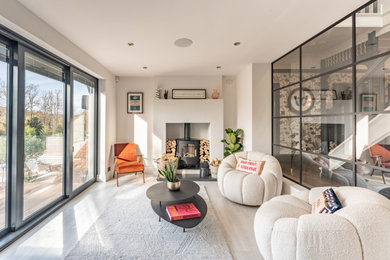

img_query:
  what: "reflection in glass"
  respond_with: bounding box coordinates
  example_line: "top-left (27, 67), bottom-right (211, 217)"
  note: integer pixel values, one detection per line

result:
top-left (302, 153), bottom-right (353, 188)
top-left (273, 146), bottom-right (300, 183)
top-left (0, 43), bottom-right (8, 228)
top-left (356, 55), bottom-right (390, 113)
top-left (302, 17), bottom-right (352, 79)
top-left (273, 85), bottom-right (300, 117)
top-left (356, 1), bottom-right (390, 62)
top-left (356, 113), bottom-right (390, 170)
top-left (73, 73), bottom-right (95, 190)
top-left (23, 52), bottom-right (64, 219)
top-left (302, 115), bottom-right (352, 159)
top-left (273, 49), bottom-right (300, 89)
top-left (302, 67), bottom-right (353, 115)
top-left (356, 164), bottom-right (390, 199)
top-left (273, 118), bottom-right (300, 149)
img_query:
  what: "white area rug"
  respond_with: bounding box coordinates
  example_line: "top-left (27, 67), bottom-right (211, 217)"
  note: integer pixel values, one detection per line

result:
top-left (65, 182), bottom-right (232, 260)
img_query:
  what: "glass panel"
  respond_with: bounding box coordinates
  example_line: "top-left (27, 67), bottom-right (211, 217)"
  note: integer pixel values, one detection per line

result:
top-left (273, 84), bottom-right (300, 117)
top-left (274, 146), bottom-right (300, 183)
top-left (273, 49), bottom-right (300, 89)
top-left (273, 118), bottom-right (300, 149)
top-left (302, 17), bottom-right (352, 79)
top-left (356, 54), bottom-right (390, 113)
top-left (73, 73), bottom-right (95, 190)
top-left (302, 67), bottom-right (353, 115)
top-left (302, 153), bottom-right (353, 188)
top-left (302, 115), bottom-right (352, 160)
top-left (23, 52), bottom-right (64, 219)
top-left (356, 1), bottom-right (390, 62)
top-left (356, 113), bottom-right (390, 168)
top-left (356, 164), bottom-right (390, 198)
top-left (0, 43), bottom-right (9, 229)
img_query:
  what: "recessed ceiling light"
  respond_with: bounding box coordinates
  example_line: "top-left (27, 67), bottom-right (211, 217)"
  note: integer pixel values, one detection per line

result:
top-left (174, 38), bottom-right (193, 47)
top-left (216, 66), bottom-right (221, 69)
top-left (233, 42), bottom-right (241, 46)
top-left (143, 66), bottom-right (148, 69)
top-left (128, 42), bottom-right (134, 46)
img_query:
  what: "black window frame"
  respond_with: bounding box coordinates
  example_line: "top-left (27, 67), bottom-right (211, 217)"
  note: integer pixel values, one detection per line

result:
top-left (0, 24), bottom-right (99, 250)
top-left (271, 0), bottom-right (390, 189)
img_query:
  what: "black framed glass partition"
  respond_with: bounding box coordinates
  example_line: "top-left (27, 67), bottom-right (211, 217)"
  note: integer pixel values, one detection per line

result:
top-left (272, 0), bottom-right (390, 197)
top-left (0, 25), bottom-right (99, 246)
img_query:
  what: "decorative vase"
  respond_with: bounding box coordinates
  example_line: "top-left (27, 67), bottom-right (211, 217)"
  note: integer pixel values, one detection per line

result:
top-left (210, 165), bottom-right (218, 178)
top-left (164, 90), bottom-right (169, 99)
top-left (167, 180), bottom-right (181, 191)
top-left (211, 89), bottom-right (220, 99)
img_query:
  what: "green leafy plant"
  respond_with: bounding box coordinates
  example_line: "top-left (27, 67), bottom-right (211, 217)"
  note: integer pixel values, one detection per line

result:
top-left (158, 160), bottom-right (178, 182)
top-left (221, 128), bottom-right (244, 157)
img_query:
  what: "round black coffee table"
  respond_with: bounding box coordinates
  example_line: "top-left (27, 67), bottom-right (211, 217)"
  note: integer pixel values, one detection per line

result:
top-left (146, 180), bottom-right (207, 232)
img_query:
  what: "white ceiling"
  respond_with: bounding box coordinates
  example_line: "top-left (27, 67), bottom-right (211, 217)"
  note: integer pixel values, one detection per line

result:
top-left (18, 0), bottom-right (368, 76)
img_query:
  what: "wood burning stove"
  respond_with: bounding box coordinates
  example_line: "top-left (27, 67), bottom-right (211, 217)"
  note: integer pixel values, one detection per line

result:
top-left (176, 123), bottom-right (200, 169)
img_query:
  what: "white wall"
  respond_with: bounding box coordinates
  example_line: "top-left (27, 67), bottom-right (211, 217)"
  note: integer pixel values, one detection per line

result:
top-left (235, 63), bottom-right (272, 153)
top-left (116, 75), bottom-right (227, 171)
top-left (236, 64), bottom-right (253, 150)
top-left (252, 63), bottom-right (272, 153)
top-left (0, 0), bottom-right (116, 181)
top-left (222, 76), bottom-right (237, 130)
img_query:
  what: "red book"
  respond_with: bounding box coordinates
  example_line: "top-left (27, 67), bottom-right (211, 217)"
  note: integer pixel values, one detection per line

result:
top-left (166, 203), bottom-right (201, 221)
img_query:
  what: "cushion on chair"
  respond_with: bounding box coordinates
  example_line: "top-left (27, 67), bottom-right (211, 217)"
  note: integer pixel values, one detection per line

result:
top-left (117, 143), bottom-right (137, 162)
top-left (236, 157), bottom-right (265, 175)
top-left (116, 158), bottom-right (144, 174)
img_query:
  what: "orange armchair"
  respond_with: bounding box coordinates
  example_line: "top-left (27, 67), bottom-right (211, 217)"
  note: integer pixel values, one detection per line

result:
top-left (114, 143), bottom-right (145, 186)
top-left (368, 144), bottom-right (390, 184)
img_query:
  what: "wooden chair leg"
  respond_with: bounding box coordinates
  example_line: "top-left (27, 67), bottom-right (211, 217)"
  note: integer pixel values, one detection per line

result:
top-left (117, 172), bottom-right (119, 187)
top-left (142, 171), bottom-right (145, 184)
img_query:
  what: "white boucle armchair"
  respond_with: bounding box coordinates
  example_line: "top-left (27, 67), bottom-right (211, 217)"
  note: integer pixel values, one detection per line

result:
top-left (254, 186), bottom-right (390, 260)
top-left (217, 151), bottom-right (283, 206)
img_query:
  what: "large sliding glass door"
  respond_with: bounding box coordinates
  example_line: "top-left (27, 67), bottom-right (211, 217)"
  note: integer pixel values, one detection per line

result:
top-left (23, 52), bottom-right (65, 219)
top-left (0, 42), bottom-right (10, 230)
top-left (72, 72), bottom-right (96, 190)
top-left (0, 28), bottom-right (98, 246)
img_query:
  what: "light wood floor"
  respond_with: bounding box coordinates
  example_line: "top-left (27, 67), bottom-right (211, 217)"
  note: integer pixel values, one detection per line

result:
top-left (0, 172), bottom-right (263, 260)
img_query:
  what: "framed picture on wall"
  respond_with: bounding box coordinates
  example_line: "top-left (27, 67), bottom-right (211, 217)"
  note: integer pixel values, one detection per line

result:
top-left (127, 92), bottom-right (143, 114)
top-left (361, 94), bottom-right (377, 112)
top-left (172, 89), bottom-right (206, 99)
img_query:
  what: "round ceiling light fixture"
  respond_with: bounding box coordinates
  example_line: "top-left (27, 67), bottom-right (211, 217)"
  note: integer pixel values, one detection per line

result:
top-left (127, 42), bottom-right (135, 46)
top-left (174, 38), bottom-right (193, 47)
top-left (233, 42), bottom-right (241, 46)
top-left (216, 66), bottom-right (222, 69)
top-left (143, 66), bottom-right (148, 69)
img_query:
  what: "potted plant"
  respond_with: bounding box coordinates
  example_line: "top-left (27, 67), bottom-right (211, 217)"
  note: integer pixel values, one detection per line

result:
top-left (158, 159), bottom-right (180, 191)
top-left (210, 158), bottom-right (221, 178)
top-left (221, 128), bottom-right (244, 157)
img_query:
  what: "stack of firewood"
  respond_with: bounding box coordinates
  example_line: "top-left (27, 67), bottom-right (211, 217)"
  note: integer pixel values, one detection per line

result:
top-left (200, 139), bottom-right (210, 162)
top-left (166, 139), bottom-right (176, 155)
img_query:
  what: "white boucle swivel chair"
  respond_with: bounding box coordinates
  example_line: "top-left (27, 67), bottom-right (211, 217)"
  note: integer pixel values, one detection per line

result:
top-left (254, 186), bottom-right (390, 260)
top-left (217, 151), bottom-right (283, 206)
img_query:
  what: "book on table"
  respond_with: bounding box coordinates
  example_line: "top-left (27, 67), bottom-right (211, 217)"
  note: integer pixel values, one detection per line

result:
top-left (166, 203), bottom-right (201, 221)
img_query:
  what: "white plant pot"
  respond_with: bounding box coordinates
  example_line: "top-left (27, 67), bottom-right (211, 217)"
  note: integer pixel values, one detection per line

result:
top-left (210, 165), bottom-right (219, 178)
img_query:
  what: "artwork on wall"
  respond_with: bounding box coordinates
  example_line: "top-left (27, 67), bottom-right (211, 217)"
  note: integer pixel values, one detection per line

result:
top-left (361, 94), bottom-right (377, 112)
top-left (127, 92), bottom-right (143, 114)
top-left (172, 89), bottom-right (206, 99)
top-left (288, 88), bottom-right (314, 113)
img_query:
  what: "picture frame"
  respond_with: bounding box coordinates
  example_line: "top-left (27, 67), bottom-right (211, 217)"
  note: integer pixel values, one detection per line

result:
top-left (127, 92), bottom-right (143, 114)
top-left (172, 89), bottom-right (206, 99)
top-left (361, 93), bottom-right (377, 112)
